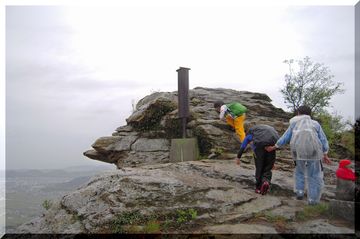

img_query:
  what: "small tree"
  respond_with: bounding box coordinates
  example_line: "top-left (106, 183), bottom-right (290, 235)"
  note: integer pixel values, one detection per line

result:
top-left (315, 112), bottom-right (344, 145)
top-left (281, 56), bottom-right (344, 114)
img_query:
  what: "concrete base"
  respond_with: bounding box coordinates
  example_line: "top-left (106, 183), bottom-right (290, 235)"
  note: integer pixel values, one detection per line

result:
top-left (170, 138), bottom-right (199, 163)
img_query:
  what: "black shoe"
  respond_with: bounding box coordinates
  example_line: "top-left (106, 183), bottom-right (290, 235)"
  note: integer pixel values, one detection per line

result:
top-left (296, 195), bottom-right (304, 200)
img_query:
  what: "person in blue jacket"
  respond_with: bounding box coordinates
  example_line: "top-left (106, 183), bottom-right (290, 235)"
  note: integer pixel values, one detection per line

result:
top-left (265, 105), bottom-right (331, 205)
top-left (236, 124), bottom-right (279, 195)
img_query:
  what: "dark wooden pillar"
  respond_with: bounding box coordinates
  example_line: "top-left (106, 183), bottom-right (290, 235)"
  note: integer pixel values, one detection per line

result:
top-left (176, 67), bottom-right (190, 138)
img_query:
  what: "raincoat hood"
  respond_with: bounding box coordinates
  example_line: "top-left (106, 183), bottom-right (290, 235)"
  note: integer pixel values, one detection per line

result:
top-left (339, 159), bottom-right (352, 168)
top-left (336, 159), bottom-right (356, 181)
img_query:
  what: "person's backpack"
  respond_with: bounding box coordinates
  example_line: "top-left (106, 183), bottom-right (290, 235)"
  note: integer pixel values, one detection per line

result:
top-left (249, 124), bottom-right (279, 147)
top-left (226, 102), bottom-right (247, 117)
top-left (290, 116), bottom-right (323, 160)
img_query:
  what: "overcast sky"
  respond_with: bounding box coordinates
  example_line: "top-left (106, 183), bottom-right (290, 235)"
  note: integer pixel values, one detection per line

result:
top-left (4, 4), bottom-right (356, 170)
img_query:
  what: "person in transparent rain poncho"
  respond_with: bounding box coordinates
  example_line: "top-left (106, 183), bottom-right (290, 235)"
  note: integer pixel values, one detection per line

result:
top-left (265, 106), bottom-right (331, 205)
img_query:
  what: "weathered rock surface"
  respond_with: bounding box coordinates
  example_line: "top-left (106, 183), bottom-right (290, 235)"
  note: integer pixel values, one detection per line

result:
top-left (83, 87), bottom-right (292, 168)
top-left (17, 160), bottom-right (353, 234)
top-left (203, 223), bottom-right (278, 234)
top-left (268, 205), bottom-right (298, 221)
top-left (295, 219), bottom-right (354, 234)
top-left (329, 199), bottom-right (357, 223)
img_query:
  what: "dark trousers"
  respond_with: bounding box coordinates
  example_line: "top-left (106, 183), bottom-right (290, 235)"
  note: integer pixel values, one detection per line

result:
top-left (253, 146), bottom-right (276, 189)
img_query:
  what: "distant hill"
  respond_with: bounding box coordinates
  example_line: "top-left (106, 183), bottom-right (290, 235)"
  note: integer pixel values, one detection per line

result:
top-left (5, 165), bottom-right (115, 232)
top-left (6, 164), bottom-right (116, 178)
top-left (41, 176), bottom-right (92, 192)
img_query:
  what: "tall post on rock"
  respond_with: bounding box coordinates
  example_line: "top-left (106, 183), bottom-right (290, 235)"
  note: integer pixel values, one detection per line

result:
top-left (177, 67), bottom-right (190, 138)
top-left (169, 67), bottom-right (199, 163)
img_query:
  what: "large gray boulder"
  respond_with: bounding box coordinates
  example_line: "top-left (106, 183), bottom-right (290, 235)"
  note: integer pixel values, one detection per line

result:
top-left (18, 161), bottom-right (265, 233)
top-left (84, 87), bottom-right (292, 168)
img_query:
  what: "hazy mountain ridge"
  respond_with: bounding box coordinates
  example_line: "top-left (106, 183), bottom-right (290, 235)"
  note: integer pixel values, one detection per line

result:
top-left (5, 165), bottom-right (116, 232)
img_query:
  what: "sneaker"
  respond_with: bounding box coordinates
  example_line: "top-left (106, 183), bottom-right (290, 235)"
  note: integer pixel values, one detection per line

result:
top-left (255, 189), bottom-right (261, 194)
top-left (295, 190), bottom-right (304, 200)
top-left (260, 181), bottom-right (270, 195)
top-left (296, 195), bottom-right (304, 200)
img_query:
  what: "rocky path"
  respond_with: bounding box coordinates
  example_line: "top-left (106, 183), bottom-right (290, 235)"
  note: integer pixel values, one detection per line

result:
top-left (18, 159), bottom-right (355, 234)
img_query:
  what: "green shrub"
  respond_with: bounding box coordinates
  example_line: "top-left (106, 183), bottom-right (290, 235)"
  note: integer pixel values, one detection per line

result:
top-left (112, 211), bottom-right (143, 233)
top-left (42, 199), bottom-right (52, 210)
top-left (315, 111), bottom-right (354, 158)
top-left (112, 209), bottom-right (198, 233)
top-left (176, 208), bottom-right (197, 224)
top-left (264, 212), bottom-right (288, 223)
top-left (144, 220), bottom-right (161, 233)
top-left (340, 130), bottom-right (355, 156)
top-left (188, 208), bottom-right (197, 220)
top-left (296, 202), bottom-right (330, 221)
top-left (213, 147), bottom-right (224, 155)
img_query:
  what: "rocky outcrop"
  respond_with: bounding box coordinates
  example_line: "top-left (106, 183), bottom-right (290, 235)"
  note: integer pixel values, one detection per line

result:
top-left (84, 87), bottom-right (292, 168)
top-left (18, 160), bottom-right (353, 234)
top-left (17, 87), bottom-right (356, 234)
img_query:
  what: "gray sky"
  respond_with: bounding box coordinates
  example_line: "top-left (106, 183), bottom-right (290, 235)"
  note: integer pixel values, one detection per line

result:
top-left (4, 5), bottom-right (356, 170)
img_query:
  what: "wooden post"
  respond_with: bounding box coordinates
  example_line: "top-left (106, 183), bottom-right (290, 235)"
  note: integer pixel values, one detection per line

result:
top-left (170, 67), bottom-right (199, 163)
top-left (176, 67), bottom-right (190, 138)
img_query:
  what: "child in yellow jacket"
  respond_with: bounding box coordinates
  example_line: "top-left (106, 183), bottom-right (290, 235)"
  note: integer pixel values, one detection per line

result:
top-left (214, 101), bottom-right (247, 143)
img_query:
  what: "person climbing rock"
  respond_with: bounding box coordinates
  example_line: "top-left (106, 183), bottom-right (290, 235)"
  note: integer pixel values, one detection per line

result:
top-left (214, 101), bottom-right (247, 143)
top-left (236, 124), bottom-right (279, 195)
top-left (265, 105), bottom-right (331, 205)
